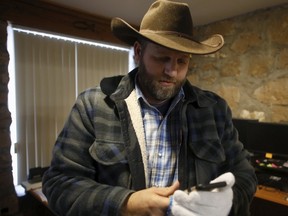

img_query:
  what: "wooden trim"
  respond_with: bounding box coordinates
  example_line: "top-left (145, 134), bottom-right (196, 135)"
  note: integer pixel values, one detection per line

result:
top-left (0, 0), bottom-right (126, 46)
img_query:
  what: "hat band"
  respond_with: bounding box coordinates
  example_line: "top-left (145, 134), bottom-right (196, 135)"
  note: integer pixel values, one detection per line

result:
top-left (140, 29), bottom-right (194, 41)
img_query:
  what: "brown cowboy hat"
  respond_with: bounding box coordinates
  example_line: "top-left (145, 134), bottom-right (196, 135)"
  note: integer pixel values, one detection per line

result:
top-left (111, 0), bottom-right (224, 54)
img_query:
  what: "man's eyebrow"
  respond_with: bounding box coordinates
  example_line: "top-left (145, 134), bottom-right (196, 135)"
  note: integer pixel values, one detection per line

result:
top-left (154, 49), bottom-right (190, 57)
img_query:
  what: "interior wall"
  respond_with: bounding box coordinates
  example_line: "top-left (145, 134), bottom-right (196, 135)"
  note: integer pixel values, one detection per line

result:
top-left (188, 3), bottom-right (288, 123)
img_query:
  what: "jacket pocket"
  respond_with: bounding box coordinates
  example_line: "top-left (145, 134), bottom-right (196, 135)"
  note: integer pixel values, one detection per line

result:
top-left (188, 139), bottom-right (226, 163)
top-left (89, 139), bottom-right (128, 165)
top-left (89, 139), bottom-right (130, 187)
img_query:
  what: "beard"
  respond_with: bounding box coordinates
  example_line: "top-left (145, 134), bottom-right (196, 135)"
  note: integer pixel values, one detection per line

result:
top-left (137, 61), bottom-right (186, 102)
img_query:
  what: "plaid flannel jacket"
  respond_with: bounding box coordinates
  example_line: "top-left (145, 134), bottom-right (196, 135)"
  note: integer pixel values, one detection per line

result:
top-left (43, 68), bottom-right (257, 216)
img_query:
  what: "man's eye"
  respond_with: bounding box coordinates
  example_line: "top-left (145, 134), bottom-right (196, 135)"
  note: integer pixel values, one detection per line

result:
top-left (178, 58), bottom-right (189, 64)
top-left (155, 56), bottom-right (169, 62)
top-left (153, 56), bottom-right (189, 64)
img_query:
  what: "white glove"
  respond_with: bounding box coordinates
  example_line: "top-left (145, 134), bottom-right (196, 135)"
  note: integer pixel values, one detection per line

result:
top-left (171, 172), bottom-right (235, 216)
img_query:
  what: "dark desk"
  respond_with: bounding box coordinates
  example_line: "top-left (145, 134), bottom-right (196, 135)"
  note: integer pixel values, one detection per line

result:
top-left (250, 185), bottom-right (288, 216)
top-left (17, 186), bottom-right (56, 216)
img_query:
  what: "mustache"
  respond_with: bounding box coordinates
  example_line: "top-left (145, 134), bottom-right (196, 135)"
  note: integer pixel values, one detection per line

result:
top-left (160, 75), bottom-right (177, 83)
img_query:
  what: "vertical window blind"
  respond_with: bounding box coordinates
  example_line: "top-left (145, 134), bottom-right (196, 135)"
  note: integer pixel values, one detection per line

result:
top-left (12, 29), bottom-right (130, 184)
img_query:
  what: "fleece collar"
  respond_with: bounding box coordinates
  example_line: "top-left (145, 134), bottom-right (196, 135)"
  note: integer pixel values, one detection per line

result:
top-left (100, 68), bottom-right (217, 108)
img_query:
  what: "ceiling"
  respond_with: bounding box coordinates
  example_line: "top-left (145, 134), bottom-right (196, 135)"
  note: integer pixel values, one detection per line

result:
top-left (44, 0), bottom-right (288, 26)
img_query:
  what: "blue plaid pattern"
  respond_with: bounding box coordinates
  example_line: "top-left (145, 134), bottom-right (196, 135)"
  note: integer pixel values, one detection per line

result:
top-left (43, 70), bottom-right (257, 216)
top-left (135, 84), bottom-right (184, 187)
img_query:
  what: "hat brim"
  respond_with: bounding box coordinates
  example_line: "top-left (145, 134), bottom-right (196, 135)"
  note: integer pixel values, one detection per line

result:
top-left (111, 17), bottom-right (224, 55)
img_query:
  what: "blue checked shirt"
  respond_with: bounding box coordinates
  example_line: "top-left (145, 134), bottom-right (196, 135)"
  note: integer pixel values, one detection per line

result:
top-left (135, 83), bottom-right (184, 188)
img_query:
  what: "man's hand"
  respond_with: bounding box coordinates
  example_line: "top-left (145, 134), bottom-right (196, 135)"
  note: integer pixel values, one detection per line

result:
top-left (171, 172), bottom-right (235, 216)
top-left (120, 181), bottom-right (180, 216)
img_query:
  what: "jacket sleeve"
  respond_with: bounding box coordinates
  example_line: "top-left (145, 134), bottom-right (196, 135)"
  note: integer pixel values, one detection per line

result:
top-left (42, 89), bottom-right (133, 216)
top-left (188, 92), bottom-right (257, 215)
top-left (219, 102), bottom-right (258, 216)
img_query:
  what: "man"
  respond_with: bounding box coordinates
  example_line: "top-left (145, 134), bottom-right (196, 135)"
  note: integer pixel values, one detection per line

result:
top-left (43, 1), bottom-right (257, 215)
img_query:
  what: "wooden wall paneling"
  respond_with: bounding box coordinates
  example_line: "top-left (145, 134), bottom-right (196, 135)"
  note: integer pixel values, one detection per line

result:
top-left (0, 0), bottom-right (126, 45)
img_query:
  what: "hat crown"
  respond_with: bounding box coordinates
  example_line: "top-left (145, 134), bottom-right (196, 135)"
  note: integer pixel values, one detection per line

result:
top-left (140, 0), bottom-right (193, 38)
top-left (111, 0), bottom-right (224, 54)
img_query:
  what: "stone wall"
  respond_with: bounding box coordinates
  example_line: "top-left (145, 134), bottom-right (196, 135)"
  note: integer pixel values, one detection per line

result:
top-left (188, 3), bottom-right (288, 123)
top-left (0, 20), bottom-right (20, 215)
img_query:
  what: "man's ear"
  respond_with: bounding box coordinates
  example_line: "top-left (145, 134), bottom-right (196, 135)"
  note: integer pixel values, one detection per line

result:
top-left (133, 41), bottom-right (142, 64)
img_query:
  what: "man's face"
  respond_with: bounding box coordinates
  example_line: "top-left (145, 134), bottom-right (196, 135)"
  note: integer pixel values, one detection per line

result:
top-left (135, 41), bottom-right (190, 105)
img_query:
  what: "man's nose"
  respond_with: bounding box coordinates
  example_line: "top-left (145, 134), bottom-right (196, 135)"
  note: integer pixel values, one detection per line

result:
top-left (164, 60), bottom-right (178, 77)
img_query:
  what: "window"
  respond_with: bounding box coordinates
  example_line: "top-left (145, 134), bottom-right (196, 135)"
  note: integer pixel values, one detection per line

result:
top-left (8, 26), bottom-right (132, 185)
